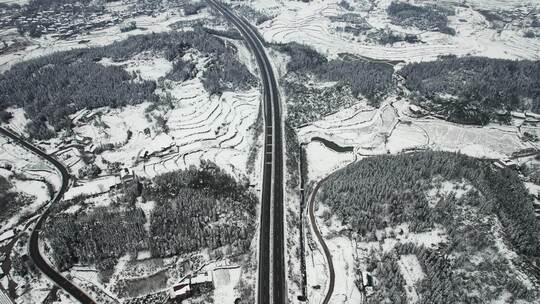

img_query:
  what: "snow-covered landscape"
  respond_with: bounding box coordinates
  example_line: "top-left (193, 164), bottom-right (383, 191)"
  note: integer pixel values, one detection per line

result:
top-left (1, 0), bottom-right (540, 303)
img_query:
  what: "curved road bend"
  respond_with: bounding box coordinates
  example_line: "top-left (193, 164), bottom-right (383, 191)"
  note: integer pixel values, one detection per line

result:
top-left (207, 2), bottom-right (286, 304)
top-left (307, 177), bottom-right (335, 304)
top-left (0, 127), bottom-right (96, 304)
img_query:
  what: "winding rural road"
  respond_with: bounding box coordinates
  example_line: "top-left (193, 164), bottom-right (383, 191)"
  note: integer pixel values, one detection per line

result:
top-left (1, 1), bottom-right (286, 303)
top-left (207, 1), bottom-right (286, 304)
top-left (307, 177), bottom-right (335, 304)
top-left (0, 127), bottom-right (96, 304)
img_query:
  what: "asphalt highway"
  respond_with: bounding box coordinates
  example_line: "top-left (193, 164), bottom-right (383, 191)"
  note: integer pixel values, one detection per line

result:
top-left (1, 2), bottom-right (286, 302)
top-left (207, 2), bottom-right (286, 304)
top-left (307, 177), bottom-right (335, 304)
top-left (0, 127), bottom-right (96, 304)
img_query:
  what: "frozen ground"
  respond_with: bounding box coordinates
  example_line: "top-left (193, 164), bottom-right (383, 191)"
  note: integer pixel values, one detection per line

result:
top-left (2, 0), bottom-right (540, 303)
top-left (247, 0), bottom-right (540, 62)
top-left (71, 83), bottom-right (260, 181)
top-left (100, 54), bottom-right (173, 81)
top-left (398, 254), bottom-right (424, 303)
top-left (0, 135), bottom-right (59, 235)
top-left (306, 203), bottom-right (363, 304)
top-left (63, 176), bottom-right (120, 200)
top-left (300, 97), bottom-right (538, 167)
top-left (212, 266), bottom-right (242, 303)
top-left (0, 6), bottom-right (259, 303)
top-left (304, 141), bottom-right (355, 182)
top-left (56, 46), bottom-right (260, 182)
top-left (0, 8), bottom-right (212, 72)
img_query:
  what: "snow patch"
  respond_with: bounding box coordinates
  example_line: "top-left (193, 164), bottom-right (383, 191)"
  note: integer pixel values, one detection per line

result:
top-left (398, 254), bottom-right (424, 304)
top-left (305, 141), bottom-right (355, 181)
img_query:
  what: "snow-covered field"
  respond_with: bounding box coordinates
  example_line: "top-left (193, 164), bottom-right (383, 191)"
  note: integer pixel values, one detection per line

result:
top-left (53, 45), bottom-right (260, 182)
top-left (2, 0), bottom-right (540, 303)
top-left (212, 266), bottom-right (243, 302)
top-left (248, 0), bottom-right (540, 62)
top-left (305, 141), bottom-right (355, 181)
top-left (300, 97), bottom-right (539, 167)
top-left (0, 135), bottom-right (59, 234)
top-left (0, 9), bottom-right (211, 72)
top-left (63, 176), bottom-right (120, 201)
top-left (71, 81), bottom-right (260, 181)
top-left (306, 203), bottom-right (362, 304)
top-left (0, 5), bottom-right (259, 303)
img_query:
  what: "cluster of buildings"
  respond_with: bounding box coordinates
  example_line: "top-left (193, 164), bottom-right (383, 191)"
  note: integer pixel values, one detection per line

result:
top-left (14, 5), bottom-right (125, 38)
top-left (169, 272), bottom-right (214, 300)
top-left (1, 1), bottom-right (160, 40)
top-left (0, 5), bottom-right (18, 29)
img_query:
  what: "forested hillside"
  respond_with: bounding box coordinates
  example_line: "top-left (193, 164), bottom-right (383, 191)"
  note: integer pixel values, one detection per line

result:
top-left (45, 206), bottom-right (148, 271)
top-left (387, 2), bottom-right (455, 35)
top-left (45, 162), bottom-right (256, 273)
top-left (278, 43), bottom-right (395, 100)
top-left (0, 176), bottom-right (33, 222)
top-left (276, 43), bottom-right (394, 126)
top-left (322, 151), bottom-right (540, 255)
top-left (400, 56), bottom-right (540, 125)
top-left (143, 162), bottom-right (257, 257)
top-left (0, 28), bottom-right (256, 139)
top-left (320, 151), bottom-right (540, 302)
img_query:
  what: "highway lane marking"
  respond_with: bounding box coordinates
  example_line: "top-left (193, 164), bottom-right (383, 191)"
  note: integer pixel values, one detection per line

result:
top-left (234, 8), bottom-right (282, 304)
top-left (209, 2), bottom-right (284, 304)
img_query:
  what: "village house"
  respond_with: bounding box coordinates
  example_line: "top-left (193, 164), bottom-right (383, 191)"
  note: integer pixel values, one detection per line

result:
top-left (169, 272), bottom-right (214, 300)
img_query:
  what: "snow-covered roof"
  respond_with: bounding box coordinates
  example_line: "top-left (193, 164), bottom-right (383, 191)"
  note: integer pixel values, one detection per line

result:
top-left (511, 111), bottom-right (526, 119)
top-left (525, 112), bottom-right (540, 119)
top-left (64, 176), bottom-right (119, 200)
top-left (190, 272), bottom-right (212, 284)
top-left (409, 105), bottom-right (421, 112)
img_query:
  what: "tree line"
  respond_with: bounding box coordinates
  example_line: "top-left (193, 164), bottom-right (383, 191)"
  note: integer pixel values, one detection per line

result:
top-left (44, 162), bottom-right (257, 273)
top-left (321, 151), bottom-right (540, 256)
top-left (142, 162), bottom-right (257, 257)
top-left (45, 207), bottom-right (148, 271)
top-left (284, 80), bottom-right (359, 126)
top-left (0, 175), bottom-right (32, 222)
top-left (387, 1), bottom-right (455, 35)
top-left (324, 151), bottom-right (540, 302)
top-left (0, 27), bottom-right (256, 139)
top-left (400, 56), bottom-right (540, 125)
top-left (365, 251), bottom-right (407, 304)
top-left (275, 42), bottom-right (394, 125)
top-left (235, 4), bottom-right (274, 25)
top-left (183, 1), bottom-right (206, 16)
top-left (277, 42), bottom-right (395, 100)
